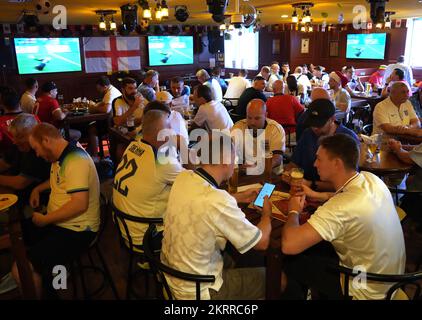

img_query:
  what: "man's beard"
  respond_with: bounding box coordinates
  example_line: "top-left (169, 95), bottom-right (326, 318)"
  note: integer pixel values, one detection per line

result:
top-left (125, 93), bottom-right (136, 101)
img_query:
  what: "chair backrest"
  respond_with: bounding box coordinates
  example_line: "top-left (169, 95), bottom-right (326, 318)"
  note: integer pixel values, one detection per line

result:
top-left (328, 264), bottom-right (422, 300)
top-left (362, 124), bottom-right (373, 136)
top-left (111, 201), bottom-right (163, 253)
top-left (228, 109), bottom-right (243, 123)
top-left (143, 224), bottom-right (215, 300)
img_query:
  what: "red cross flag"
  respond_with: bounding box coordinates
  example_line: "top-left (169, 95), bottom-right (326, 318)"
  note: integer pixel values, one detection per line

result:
top-left (83, 36), bottom-right (141, 73)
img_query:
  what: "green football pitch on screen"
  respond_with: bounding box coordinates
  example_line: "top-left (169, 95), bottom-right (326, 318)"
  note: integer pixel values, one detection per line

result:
top-left (14, 38), bottom-right (82, 74)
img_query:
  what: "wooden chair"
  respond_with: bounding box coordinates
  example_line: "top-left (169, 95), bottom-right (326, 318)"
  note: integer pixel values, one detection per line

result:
top-left (111, 201), bottom-right (163, 299)
top-left (143, 224), bottom-right (215, 300)
top-left (327, 264), bottom-right (422, 300)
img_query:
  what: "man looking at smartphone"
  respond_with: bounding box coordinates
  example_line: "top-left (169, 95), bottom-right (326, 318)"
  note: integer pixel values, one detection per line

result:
top-left (112, 77), bottom-right (144, 135)
top-left (161, 132), bottom-right (273, 300)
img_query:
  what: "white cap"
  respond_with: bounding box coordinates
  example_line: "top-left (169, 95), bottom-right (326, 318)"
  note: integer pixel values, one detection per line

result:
top-left (155, 91), bottom-right (173, 104)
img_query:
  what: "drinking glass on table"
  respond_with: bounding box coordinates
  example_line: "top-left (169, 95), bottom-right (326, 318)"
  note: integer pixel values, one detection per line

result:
top-left (290, 168), bottom-right (304, 195)
top-left (367, 142), bottom-right (378, 163)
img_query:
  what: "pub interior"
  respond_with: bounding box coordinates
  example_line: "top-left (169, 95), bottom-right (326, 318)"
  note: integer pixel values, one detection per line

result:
top-left (1, 0), bottom-right (422, 302)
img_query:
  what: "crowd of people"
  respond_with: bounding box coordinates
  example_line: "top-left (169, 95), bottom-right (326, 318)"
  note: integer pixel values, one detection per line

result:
top-left (1, 54), bottom-right (422, 301)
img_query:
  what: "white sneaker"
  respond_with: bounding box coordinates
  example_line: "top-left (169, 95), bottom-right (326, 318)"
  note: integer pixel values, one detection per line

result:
top-left (0, 272), bottom-right (18, 295)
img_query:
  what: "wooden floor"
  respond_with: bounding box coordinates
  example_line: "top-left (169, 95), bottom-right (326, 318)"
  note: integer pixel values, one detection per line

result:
top-left (1, 179), bottom-right (422, 300)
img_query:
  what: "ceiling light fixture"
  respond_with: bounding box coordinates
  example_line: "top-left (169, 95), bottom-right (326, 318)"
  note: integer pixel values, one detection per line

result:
top-left (95, 10), bottom-right (117, 31)
top-left (291, 2), bottom-right (314, 24)
top-left (160, 0), bottom-right (169, 18)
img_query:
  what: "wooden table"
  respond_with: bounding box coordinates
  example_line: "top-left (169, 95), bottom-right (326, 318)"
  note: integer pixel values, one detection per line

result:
top-left (394, 133), bottom-right (422, 145)
top-left (0, 195), bottom-right (37, 299)
top-left (359, 143), bottom-right (414, 176)
top-left (108, 127), bottom-right (133, 167)
top-left (63, 112), bottom-right (110, 156)
top-left (235, 173), bottom-right (287, 300)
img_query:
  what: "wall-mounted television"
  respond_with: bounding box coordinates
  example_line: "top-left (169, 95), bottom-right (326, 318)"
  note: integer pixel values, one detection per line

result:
top-left (346, 33), bottom-right (387, 60)
top-left (147, 36), bottom-right (194, 66)
top-left (14, 37), bottom-right (82, 75)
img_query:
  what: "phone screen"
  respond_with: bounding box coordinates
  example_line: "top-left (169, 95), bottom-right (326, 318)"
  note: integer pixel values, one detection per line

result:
top-left (253, 183), bottom-right (276, 208)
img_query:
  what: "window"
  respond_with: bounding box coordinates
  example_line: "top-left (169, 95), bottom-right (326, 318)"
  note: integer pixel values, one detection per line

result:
top-left (224, 27), bottom-right (259, 70)
top-left (405, 18), bottom-right (422, 67)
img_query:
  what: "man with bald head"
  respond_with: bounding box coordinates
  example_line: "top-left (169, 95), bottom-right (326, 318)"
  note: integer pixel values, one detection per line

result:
top-left (373, 81), bottom-right (421, 136)
top-left (231, 99), bottom-right (285, 173)
top-left (112, 110), bottom-right (184, 246)
top-left (266, 80), bottom-right (304, 135)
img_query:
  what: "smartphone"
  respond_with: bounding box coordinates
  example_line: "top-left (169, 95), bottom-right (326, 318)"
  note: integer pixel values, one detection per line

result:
top-left (253, 183), bottom-right (276, 208)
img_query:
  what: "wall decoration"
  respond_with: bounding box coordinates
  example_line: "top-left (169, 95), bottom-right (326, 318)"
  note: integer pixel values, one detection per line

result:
top-left (301, 38), bottom-right (309, 54)
top-left (329, 40), bottom-right (339, 57)
top-left (272, 39), bottom-right (280, 55)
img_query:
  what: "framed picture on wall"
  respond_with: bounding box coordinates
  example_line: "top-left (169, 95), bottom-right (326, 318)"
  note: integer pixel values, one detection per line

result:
top-left (301, 38), bottom-right (310, 54)
top-left (217, 53), bottom-right (224, 62)
top-left (329, 41), bottom-right (339, 57)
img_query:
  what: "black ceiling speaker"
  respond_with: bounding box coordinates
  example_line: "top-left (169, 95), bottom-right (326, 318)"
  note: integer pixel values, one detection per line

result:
top-left (175, 5), bottom-right (189, 22)
top-left (367, 0), bottom-right (388, 24)
top-left (120, 4), bottom-right (138, 32)
top-left (207, 0), bottom-right (229, 23)
top-left (208, 29), bottom-right (224, 54)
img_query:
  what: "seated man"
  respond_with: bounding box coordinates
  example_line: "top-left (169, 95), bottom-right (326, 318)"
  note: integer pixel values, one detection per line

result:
top-left (282, 134), bottom-right (405, 300)
top-left (196, 69), bottom-right (223, 102)
top-left (328, 71), bottom-right (351, 113)
top-left (256, 66), bottom-right (270, 81)
top-left (161, 132), bottom-right (272, 300)
top-left (223, 69), bottom-right (251, 106)
top-left (236, 76), bottom-right (267, 118)
top-left (0, 91), bottom-right (24, 152)
top-left (0, 114), bottom-right (50, 205)
top-left (12, 123), bottom-right (100, 299)
top-left (112, 77), bottom-right (144, 135)
top-left (34, 81), bottom-right (66, 125)
top-left (232, 99), bottom-right (285, 174)
top-left (343, 66), bottom-right (364, 94)
top-left (287, 99), bottom-right (360, 191)
top-left (267, 63), bottom-right (281, 92)
top-left (211, 66), bottom-right (228, 95)
top-left (373, 82), bottom-right (421, 136)
top-left (137, 70), bottom-right (159, 102)
top-left (266, 80), bottom-right (304, 135)
top-left (35, 81), bottom-right (81, 141)
top-left (295, 87), bottom-right (331, 141)
top-left (169, 76), bottom-right (190, 109)
top-left (381, 68), bottom-right (412, 98)
top-left (20, 78), bottom-right (38, 114)
top-left (388, 139), bottom-right (422, 231)
top-left (312, 66), bottom-right (330, 87)
top-left (368, 65), bottom-right (387, 91)
top-left (90, 76), bottom-right (122, 114)
top-left (191, 85), bottom-right (233, 132)
top-left (150, 93), bottom-right (189, 148)
top-left (112, 110), bottom-right (184, 246)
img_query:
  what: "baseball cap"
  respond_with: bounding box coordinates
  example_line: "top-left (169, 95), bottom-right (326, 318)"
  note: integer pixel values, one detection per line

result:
top-left (304, 99), bottom-right (336, 128)
top-left (155, 91), bottom-right (173, 104)
top-left (379, 65), bottom-right (387, 70)
top-left (329, 71), bottom-right (348, 88)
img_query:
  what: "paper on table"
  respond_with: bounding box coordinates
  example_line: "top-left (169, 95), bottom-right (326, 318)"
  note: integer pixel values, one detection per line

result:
top-left (360, 134), bottom-right (380, 144)
top-left (237, 183), bottom-right (263, 193)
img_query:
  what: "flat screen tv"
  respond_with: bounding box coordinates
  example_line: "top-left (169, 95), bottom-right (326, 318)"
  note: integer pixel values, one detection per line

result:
top-left (14, 37), bottom-right (82, 75)
top-left (346, 33), bottom-right (387, 60)
top-left (148, 36), bottom-right (194, 66)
